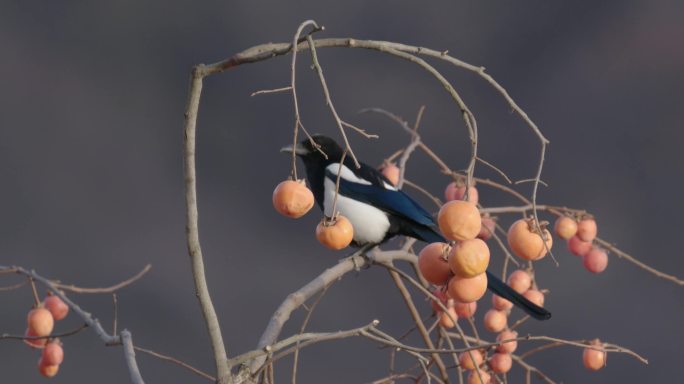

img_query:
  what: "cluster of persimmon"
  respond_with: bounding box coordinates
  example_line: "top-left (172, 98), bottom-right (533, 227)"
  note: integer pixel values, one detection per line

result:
top-left (556, 215), bottom-right (608, 273)
top-left (272, 179), bottom-right (354, 250)
top-left (24, 292), bottom-right (69, 378)
top-left (419, 187), bottom-right (490, 309)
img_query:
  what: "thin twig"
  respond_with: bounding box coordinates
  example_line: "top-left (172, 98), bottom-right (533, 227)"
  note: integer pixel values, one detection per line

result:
top-left (1, 323), bottom-right (89, 341)
top-left (387, 268), bottom-right (449, 381)
top-left (112, 293), bottom-right (118, 336)
top-left (135, 345), bottom-right (216, 382)
top-left (306, 34), bottom-right (361, 168)
top-left (53, 264), bottom-right (151, 294)
top-left (476, 156), bottom-right (513, 184)
top-left (250, 86), bottom-right (292, 97)
top-left (403, 179), bottom-right (443, 208)
top-left (291, 286), bottom-right (330, 384)
top-left (29, 277), bottom-right (40, 307)
top-left (594, 237), bottom-right (684, 285)
top-left (0, 280), bottom-right (27, 292)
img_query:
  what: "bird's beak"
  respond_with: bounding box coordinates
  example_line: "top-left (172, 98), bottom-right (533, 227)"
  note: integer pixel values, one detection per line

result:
top-left (280, 143), bottom-right (309, 156)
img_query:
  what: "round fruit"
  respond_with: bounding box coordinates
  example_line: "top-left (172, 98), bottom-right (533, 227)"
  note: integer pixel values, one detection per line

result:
top-left (418, 243), bottom-right (452, 285)
top-left (467, 370), bottom-right (491, 384)
top-left (448, 239), bottom-right (490, 278)
top-left (583, 247), bottom-right (608, 273)
top-left (438, 201), bottom-right (482, 241)
top-left (492, 294), bottom-right (513, 311)
top-left (568, 235), bottom-right (592, 256)
top-left (489, 353), bottom-right (513, 373)
top-left (448, 273), bottom-right (488, 303)
top-left (459, 350), bottom-right (484, 370)
top-left (523, 289), bottom-right (545, 307)
top-left (507, 219), bottom-right (553, 261)
top-left (380, 162), bottom-right (400, 186)
top-left (478, 215), bottom-right (496, 241)
top-left (554, 216), bottom-right (578, 240)
top-left (483, 309), bottom-right (508, 333)
top-left (272, 179), bottom-right (314, 219)
top-left (496, 330), bottom-right (519, 353)
top-left (506, 270), bottom-right (532, 294)
top-left (583, 340), bottom-right (606, 371)
top-left (43, 294), bottom-right (69, 321)
top-left (444, 182), bottom-right (479, 205)
top-left (27, 307), bottom-right (54, 337)
top-left (577, 217), bottom-right (598, 242)
top-left (454, 301), bottom-right (478, 319)
top-left (38, 359), bottom-right (59, 378)
top-left (430, 288), bottom-right (449, 313)
top-left (42, 341), bottom-right (64, 366)
top-left (315, 216), bottom-right (354, 250)
top-left (24, 328), bottom-right (47, 349)
top-left (439, 299), bottom-right (458, 328)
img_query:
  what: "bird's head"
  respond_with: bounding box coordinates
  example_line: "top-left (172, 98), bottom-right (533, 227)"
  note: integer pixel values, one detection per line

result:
top-left (280, 134), bottom-right (345, 165)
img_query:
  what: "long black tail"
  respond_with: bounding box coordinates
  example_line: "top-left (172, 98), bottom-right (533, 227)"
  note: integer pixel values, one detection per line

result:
top-left (486, 270), bottom-right (551, 320)
top-left (415, 225), bottom-right (551, 320)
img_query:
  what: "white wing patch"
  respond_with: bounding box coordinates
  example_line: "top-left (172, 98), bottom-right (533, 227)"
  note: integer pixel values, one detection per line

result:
top-left (325, 163), bottom-right (372, 185)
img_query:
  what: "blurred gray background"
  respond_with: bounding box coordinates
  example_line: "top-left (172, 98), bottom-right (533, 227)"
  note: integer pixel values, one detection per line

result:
top-left (1, 1), bottom-right (682, 383)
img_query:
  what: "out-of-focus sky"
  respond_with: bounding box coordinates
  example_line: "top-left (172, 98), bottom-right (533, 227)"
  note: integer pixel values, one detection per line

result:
top-left (1, 1), bottom-right (682, 383)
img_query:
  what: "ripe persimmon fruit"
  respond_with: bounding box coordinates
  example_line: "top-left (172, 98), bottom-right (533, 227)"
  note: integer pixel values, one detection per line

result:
top-left (577, 217), bottom-right (598, 242)
top-left (454, 301), bottom-right (477, 319)
top-left (315, 215), bottom-right (353, 250)
top-left (506, 270), bottom-right (532, 294)
top-left (567, 235), bottom-right (592, 257)
top-left (43, 293), bottom-right (69, 321)
top-left (444, 182), bottom-right (479, 205)
top-left (459, 349), bottom-right (484, 370)
top-left (554, 216), bottom-right (578, 240)
top-left (42, 341), bottom-right (64, 366)
top-left (492, 294), bottom-right (513, 311)
top-left (489, 353), bottom-right (513, 373)
top-left (478, 215), bottom-right (496, 241)
top-left (418, 243), bottom-right (452, 285)
top-left (447, 273), bottom-right (488, 303)
top-left (38, 359), bottom-right (59, 378)
top-left (380, 162), bottom-right (400, 186)
top-left (23, 328), bottom-right (47, 349)
top-left (438, 201), bottom-right (482, 241)
top-left (583, 339), bottom-right (606, 371)
top-left (439, 299), bottom-right (458, 328)
top-left (496, 330), bottom-right (519, 354)
top-left (483, 309), bottom-right (508, 333)
top-left (467, 370), bottom-right (491, 384)
top-left (507, 218), bottom-right (553, 261)
top-left (272, 179), bottom-right (314, 219)
top-left (583, 247), bottom-right (608, 273)
top-left (27, 307), bottom-right (54, 337)
top-left (523, 289), bottom-right (545, 307)
top-left (448, 238), bottom-right (490, 278)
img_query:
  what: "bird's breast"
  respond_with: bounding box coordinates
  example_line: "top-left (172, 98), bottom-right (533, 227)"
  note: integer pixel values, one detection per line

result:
top-left (323, 178), bottom-right (390, 245)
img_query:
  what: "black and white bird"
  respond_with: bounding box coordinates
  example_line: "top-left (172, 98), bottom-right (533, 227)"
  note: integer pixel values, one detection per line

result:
top-left (282, 134), bottom-right (551, 320)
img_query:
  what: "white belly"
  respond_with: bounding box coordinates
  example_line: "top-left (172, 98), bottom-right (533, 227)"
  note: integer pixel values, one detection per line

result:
top-left (323, 178), bottom-right (391, 245)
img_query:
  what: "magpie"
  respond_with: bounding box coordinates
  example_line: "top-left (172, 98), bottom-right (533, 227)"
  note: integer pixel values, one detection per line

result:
top-left (281, 134), bottom-right (551, 320)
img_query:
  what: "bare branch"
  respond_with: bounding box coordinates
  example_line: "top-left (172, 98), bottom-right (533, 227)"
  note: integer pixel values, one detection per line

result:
top-left (135, 345), bottom-right (216, 382)
top-left (182, 65), bottom-right (232, 384)
top-left (1, 323), bottom-right (89, 342)
top-left (53, 264), bottom-right (151, 294)
top-left (121, 330), bottom-right (145, 384)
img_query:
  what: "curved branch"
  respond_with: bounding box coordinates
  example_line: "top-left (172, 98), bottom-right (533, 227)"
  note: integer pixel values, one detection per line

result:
top-left (248, 249), bottom-right (418, 374)
top-left (53, 264), bottom-right (151, 294)
top-left (182, 67), bottom-right (232, 384)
